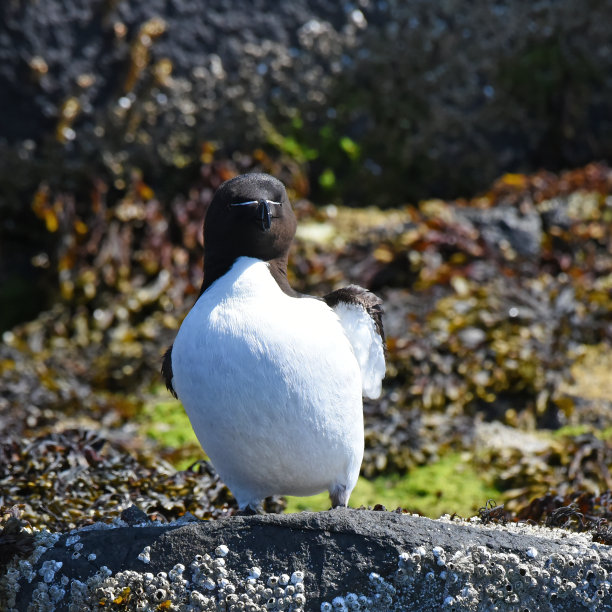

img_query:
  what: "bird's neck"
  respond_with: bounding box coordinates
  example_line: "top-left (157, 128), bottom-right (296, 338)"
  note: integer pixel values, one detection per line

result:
top-left (200, 253), bottom-right (298, 298)
top-left (267, 258), bottom-right (299, 297)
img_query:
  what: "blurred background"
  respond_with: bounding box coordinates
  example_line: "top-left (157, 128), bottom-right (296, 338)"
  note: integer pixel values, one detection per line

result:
top-left (1, 0), bottom-right (611, 530)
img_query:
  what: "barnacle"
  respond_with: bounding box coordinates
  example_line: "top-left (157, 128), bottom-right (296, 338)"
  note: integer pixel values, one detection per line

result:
top-left (137, 546), bottom-right (151, 564)
top-left (290, 570), bottom-right (303, 584)
top-left (215, 544), bottom-right (229, 557)
top-left (249, 567), bottom-right (262, 580)
top-left (266, 575), bottom-right (279, 588)
top-left (39, 559), bottom-right (63, 583)
top-left (526, 547), bottom-right (538, 559)
top-left (278, 573), bottom-right (290, 586)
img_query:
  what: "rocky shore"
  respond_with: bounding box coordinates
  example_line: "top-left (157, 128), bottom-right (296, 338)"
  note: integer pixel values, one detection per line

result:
top-left (4, 507), bottom-right (612, 611)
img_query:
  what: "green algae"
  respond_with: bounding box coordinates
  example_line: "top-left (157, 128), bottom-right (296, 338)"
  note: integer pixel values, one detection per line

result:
top-left (552, 425), bottom-right (612, 440)
top-left (285, 453), bottom-right (501, 518)
top-left (137, 395), bottom-right (204, 471)
top-left (140, 399), bottom-right (199, 447)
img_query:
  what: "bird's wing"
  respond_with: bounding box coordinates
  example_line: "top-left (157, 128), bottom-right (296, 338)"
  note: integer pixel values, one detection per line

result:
top-left (323, 285), bottom-right (386, 399)
top-left (161, 344), bottom-right (178, 398)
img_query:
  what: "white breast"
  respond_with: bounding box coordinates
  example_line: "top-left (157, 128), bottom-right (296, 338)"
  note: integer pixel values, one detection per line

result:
top-left (171, 257), bottom-right (364, 509)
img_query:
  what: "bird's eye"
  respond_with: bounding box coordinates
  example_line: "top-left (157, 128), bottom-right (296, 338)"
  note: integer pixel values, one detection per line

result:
top-left (229, 199), bottom-right (282, 231)
top-left (229, 199), bottom-right (259, 209)
top-left (229, 199), bottom-right (281, 209)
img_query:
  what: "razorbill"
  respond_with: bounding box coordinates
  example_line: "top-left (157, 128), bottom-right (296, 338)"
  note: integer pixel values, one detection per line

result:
top-left (162, 173), bottom-right (385, 512)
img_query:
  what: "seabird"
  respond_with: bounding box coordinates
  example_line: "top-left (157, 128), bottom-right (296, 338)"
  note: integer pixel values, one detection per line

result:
top-left (162, 173), bottom-right (385, 512)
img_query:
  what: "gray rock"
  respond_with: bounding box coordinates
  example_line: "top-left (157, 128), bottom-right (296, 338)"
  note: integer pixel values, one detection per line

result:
top-left (455, 205), bottom-right (543, 259)
top-left (3, 509), bottom-right (611, 611)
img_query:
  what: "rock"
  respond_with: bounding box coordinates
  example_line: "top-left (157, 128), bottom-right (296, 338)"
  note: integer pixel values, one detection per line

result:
top-left (119, 505), bottom-right (150, 527)
top-left (455, 205), bottom-right (543, 259)
top-left (3, 509), bottom-right (611, 611)
top-left (0, 0), bottom-right (357, 208)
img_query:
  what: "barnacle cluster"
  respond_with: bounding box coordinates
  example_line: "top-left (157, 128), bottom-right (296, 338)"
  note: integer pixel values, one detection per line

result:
top-left (4, 539), bottom-right (309, 612)
top-left (2, 507), bottom-right (612, 610)
top-left (319, 534), bottom-right (612, 611)
top-left (0, 528), bottom-right (60, 610)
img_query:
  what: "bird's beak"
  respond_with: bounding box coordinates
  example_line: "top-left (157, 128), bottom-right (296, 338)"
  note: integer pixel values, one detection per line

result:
top-left (258, 199), bottom-right (272, 231)
top-left (229, 199), bottom-right (282, 232)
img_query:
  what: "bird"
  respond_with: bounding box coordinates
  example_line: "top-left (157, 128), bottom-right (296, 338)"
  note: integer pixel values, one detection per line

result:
top-left (162, 172), bottom-right (385, 513)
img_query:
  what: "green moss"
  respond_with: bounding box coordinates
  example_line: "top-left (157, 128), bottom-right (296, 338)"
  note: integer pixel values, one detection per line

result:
top-left (552, 424), bottom-right (591, 438)
top-left (553, 424), bottom-right (612, 441)
top-left (285, 453), bottom-right (501, 518)
top-left (339, 136), bottom-right (360, 160)
top-left (140, 399), bottom-right (197, 447)
top-left (137, 398), bottom-right (203, 469)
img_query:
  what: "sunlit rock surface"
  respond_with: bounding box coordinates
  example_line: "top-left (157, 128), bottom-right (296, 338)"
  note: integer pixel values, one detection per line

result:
top-left (3, 509), bottom-right (611, 611)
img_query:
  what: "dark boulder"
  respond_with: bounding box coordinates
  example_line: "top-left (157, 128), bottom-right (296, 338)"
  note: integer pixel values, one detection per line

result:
top-left (3, 508), bottom-right (611, 611)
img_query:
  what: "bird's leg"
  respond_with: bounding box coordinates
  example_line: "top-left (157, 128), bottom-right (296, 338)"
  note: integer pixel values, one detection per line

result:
top-left (329, 484), bottom-right (350, 509)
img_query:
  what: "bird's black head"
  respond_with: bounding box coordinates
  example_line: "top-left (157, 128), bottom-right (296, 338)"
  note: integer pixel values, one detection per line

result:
top-left (201, 173), bottom-right (298, 293)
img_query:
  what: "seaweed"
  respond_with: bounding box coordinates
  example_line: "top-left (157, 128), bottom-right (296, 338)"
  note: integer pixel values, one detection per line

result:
top-left (1, 161), bottom-right (611, 529)
top-left (478, 500), bottom-right (508, 525)
top-left (0, 429), bottom-right (241, 532)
